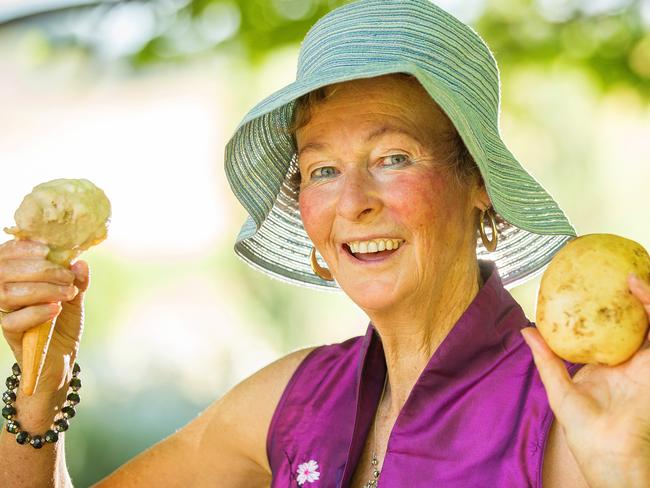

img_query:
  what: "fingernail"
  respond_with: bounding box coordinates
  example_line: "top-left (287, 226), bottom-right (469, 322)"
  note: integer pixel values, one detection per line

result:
top-left (630, 273), bottom-right (649, 291)
top-left (49, 303), bottom-right (62, 318)
top-left (521, 328), bottom-right (539, 352)
top-left (71, 262), bottom-right (86, 282)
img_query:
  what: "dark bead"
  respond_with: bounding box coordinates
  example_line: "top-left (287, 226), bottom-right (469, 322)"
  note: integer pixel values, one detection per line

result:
top-left (11, 363), bottom-right (21, 376)
top-left (66, 392), bottom-right (80, 405)
top-left (54, 418), bottom-right (69, 432)
top-left (5, 376), bottom-right (18, 390)
top-left (72, 363), bottom-right (81, 377)
top-left (69, 378), bottom-right (81, 391)
top-left (6, 420), bottom-right (20, 434)
top-left (30, 435), bottom-right (45, 449)
top-left (2, 405), bottom-right (16, 420)
top-left (61, 406), bottom-right (76, 419)
top-left (16, 431), bottom-right (30, 444)
top-left (45, 429), bottom-right (59, 443)
top-left (3, 390), bottom-right (16, 404)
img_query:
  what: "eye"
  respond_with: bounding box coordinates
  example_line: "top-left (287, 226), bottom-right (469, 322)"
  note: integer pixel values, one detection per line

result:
top-left (310, 166), bottom-right (339, 179)
top-left (381, 154), bottom-right (412, 166)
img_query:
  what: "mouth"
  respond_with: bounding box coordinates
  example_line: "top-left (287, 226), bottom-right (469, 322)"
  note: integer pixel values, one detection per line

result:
top-left (341, 242), bottom-right (403, 264)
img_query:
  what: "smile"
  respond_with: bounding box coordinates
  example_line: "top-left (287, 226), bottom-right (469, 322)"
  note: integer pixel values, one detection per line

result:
top-left (342, 239), bottom-right (404, 264)
top-left (346, 238), bottom-right (403, 253)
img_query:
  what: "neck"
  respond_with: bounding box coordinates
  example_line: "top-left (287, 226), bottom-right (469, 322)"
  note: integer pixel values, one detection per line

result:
top-left (368, 258), bottom-right (484, 418)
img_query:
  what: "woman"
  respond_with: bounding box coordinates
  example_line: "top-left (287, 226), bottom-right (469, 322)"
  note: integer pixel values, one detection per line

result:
top-left (2, 0), bottom-right (650, 486)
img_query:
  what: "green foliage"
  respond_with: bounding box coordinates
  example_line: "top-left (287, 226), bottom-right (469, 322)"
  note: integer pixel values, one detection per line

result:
top-left (131, 0), bottom-right (353, 66)
top-left (477, 0), bottom-right (650, 97)
top-left (2, 0), bottom-right (648, 96)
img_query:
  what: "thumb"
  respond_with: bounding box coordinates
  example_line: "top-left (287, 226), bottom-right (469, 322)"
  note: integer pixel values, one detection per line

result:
top-left (521, 327), bottom-right (574, 418)
top-left (54, 261), bottom-right (89, 341)
top-left (70, 260), bottom-right (91, 294)
top-left (60, 260), bottom-right (90, 315)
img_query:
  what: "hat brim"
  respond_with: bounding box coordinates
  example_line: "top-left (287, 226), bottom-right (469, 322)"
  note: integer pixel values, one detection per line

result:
top-left (225, 62), bottom-right (577, 290)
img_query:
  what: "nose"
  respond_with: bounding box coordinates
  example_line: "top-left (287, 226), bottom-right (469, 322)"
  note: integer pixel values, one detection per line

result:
top-left (335, 167), bottom-right (383, 222)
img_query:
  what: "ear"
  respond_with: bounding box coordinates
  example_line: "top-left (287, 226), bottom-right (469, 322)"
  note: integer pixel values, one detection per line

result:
top-left (473, 178), bottom-right (492, 212)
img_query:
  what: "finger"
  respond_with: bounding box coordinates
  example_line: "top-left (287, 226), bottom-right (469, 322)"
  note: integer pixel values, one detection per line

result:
top-left (0, 240), bottom-right (49, 260)
top-left (629, 274), bottom-right (650, 315)
top-left (0, 303), bottom-right (61, 334)
top-left (0, 258), bottom-right (75, 286)
top-left (521, 327), bottom-right (574, 414)
top-left (0, 282), bottom-right (78, 311)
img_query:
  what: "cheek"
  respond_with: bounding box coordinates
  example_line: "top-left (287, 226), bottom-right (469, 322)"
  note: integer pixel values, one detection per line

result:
top-left (299, 190), bottom-right (331, 243)
top-left (386, 172), bottom-right (460, 232)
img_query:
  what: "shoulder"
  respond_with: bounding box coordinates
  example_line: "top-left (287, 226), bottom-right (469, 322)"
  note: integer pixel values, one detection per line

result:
top-left (211, 345), bottom-right (322, 474)
top-left (92, 345), bottom-right (324, 487)
top-left (212, 334), bottom-right (364, 474)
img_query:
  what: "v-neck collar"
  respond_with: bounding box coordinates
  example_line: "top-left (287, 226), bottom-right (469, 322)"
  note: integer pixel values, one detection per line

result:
top-left (339, 259), bottom-right (524, 486)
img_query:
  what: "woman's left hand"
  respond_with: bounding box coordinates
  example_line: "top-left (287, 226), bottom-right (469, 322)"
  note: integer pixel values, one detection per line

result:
top-left (521, 273), bottom-right (650, 488)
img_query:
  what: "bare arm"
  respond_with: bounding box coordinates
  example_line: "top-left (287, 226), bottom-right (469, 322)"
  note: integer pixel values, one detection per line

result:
top-left (0, 239), bottom-right (83, 488)
top-left (91, 346), bottom-right (318, 487)
top-left (0, 387), bottom-right (73, 487)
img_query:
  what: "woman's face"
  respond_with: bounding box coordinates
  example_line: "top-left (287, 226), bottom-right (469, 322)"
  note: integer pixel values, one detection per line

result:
top-left (296, 74), bottom-right (489, 311)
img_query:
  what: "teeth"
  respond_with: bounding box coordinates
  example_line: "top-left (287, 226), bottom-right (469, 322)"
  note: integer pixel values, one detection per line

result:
top-left (347, 238), bottom-right (403, 254)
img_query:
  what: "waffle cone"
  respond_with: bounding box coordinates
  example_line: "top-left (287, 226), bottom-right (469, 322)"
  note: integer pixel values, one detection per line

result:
top-left (20, 318), bottom-right (56, 396)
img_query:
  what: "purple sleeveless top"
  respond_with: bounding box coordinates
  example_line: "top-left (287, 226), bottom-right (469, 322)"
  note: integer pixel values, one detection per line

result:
top-left (267, 261), bottom-right (584, 487)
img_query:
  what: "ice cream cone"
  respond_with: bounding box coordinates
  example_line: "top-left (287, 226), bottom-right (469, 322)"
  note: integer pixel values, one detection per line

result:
top-left (21, 255), bottom-right (71, 396)
top-left (4, 179), bottom-right (111, 396)
top-left (20, 318), bottom-right (57, 396)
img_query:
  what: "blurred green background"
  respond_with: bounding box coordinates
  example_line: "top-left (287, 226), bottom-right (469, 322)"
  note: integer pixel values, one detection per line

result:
top-left (0, 0), bottom-right (649, 485)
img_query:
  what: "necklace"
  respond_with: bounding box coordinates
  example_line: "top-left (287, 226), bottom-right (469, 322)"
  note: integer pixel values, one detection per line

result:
top-left (363, 373), bottom-right (388, 488)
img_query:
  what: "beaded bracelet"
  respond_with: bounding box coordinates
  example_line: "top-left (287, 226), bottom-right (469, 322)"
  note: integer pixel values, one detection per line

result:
top-left (2, 362), bottom-right (81, 448)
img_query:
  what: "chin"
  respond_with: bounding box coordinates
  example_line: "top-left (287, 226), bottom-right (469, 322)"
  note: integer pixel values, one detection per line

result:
top-left (338, 276), bottom-right (402, 311)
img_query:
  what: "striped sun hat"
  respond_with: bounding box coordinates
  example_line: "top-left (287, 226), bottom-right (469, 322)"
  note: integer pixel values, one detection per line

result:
top-left (224, 0), bottom-right (577, 291)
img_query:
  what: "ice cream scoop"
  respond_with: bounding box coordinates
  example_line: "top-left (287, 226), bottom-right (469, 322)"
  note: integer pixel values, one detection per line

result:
top-left (4, 178), bottom-right (111, 395)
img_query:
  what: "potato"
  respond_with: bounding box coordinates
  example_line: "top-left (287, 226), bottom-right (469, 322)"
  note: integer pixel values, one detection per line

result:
top-left (535, 233), bottom-right (650, 365)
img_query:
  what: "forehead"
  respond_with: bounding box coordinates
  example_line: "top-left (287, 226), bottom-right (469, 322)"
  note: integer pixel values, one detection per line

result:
top-left (295, 74), bottom-right (454, 142)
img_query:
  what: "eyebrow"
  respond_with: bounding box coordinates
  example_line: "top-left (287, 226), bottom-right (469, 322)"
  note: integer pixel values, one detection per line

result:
top-left (297, 124), bottom-right (423, 158)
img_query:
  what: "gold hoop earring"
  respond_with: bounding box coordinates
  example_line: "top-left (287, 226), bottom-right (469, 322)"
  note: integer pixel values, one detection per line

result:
top-left (310, 247), bottom-right (334, 281)
top-left (479, 207), bottom-right (498, 252)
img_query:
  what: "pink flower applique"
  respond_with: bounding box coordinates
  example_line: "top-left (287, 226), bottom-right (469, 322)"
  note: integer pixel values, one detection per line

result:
top-left (296, 459), bottom-right (320, 485)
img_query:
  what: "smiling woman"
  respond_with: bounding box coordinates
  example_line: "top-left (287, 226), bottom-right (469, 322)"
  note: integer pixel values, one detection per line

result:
top-left (213, 0), bottom-right (593, 485)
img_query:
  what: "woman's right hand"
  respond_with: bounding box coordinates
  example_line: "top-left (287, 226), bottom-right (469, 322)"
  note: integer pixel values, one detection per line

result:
top-left (0, 239), bottom-right (89, 395)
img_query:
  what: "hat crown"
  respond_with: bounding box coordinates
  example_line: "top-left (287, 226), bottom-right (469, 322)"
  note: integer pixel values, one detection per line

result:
top-left (296, 0), bottom-right (501, 122)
